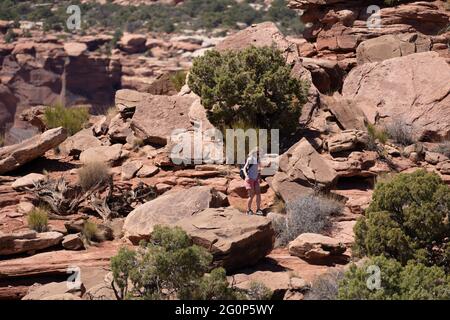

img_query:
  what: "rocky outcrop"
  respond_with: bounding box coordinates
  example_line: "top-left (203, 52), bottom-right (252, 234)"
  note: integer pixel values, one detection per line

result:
top-left (79, 144), bottom-right (124, 165)
top-left (0, 84), bottom-right (18, 129)
top-left (176, 207), bottom-right (275, 271)
top-left (279, 138), bottom-right (338, 188)
top-left (342, 52), bottom-right (450, 141)
top-left (115, 89), bottom-right (196, 146)
top-left (288, 0), bottom-right (450, 62)
top-left (288, 233), bottom-right (348, 265)
top-left (0, 127), bottom-right (67, 174)
top-left (0, 41), bottom-right (121, 130)
top-left (11, 173), bottom-right (45, 190)
top-left (0, 230), bottom-right (63, 256)
top-left (119, 33), bottom-right (147, 54)
top-left (22, 281), bottom-right (85, 300)
top-left (123, 186), bottom-right (228, 243)
top-left (356, 33), bottom-right (432, 65)
top-left (216, 22), bottom-right (299, 64)
top-left (59, 129), bottom-right (103, 158)
top-left (326, 130), bottom-right (369, 153)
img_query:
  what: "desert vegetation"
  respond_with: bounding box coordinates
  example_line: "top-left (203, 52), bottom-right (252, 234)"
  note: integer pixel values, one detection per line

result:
top-left (274, 194), bottom-right (343, 246)
top-left (110, 225), bottom-right (270, 300)
top-left (338, 256), bottom-right (450, 300)
top-left (189, 46), bottom-right (309, 137)
top-left (0, 0), bottom-right (303, 35)
top-left (77, 162), bottom-right (111, 192)
top-left (43, 104), bottom-right (89, 136)
top-left (27, 207), bottom-right (49, 232)
top-left (337, 170), bottom-right (450, 299)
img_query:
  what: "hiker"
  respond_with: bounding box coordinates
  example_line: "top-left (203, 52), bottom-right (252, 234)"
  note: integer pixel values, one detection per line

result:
top-left (243, 147), bottom-right (263, 216)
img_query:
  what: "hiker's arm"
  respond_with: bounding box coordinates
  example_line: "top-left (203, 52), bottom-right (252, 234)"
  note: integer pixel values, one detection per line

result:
top-left (243, 158), bottom-right (250, 179)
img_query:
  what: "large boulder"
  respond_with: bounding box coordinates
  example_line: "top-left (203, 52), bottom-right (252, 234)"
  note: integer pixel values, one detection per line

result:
top-left (0, 230), bottom-right (63, 256)
top-left (266, 172), bottom-right (314, 203)
top-left (123, 186), bottom-right (228, 243)
top-left (22, 281), bottom-right (85, 300)
top-left (59, 129), bottom-right (103, 158)
top-left (176, 207), bottom-right (274, 271)
top-left (326, 130), bottom-right (369, 154)
top-left (321, 94), bottom-right (367, 130)
top-left (11, 173), bottom-right (45, 190)
top-left (342, 52), bottom-right (450, 141)
top-left (0, 127), bottom-right (68, 174)
top-left (279, 138), bottom-right (338, 188)
top-left (79, 144), bottom-right (123, 165)
top-left (288, 233), bottom-right (348, 265)
top-left (116, 89), bottom-right (196, 146)
top-left (216, 22), bottom-right (299, 64)
top-left (119, 33), bottom-right (147, 54)
top-left (356, 33), bottom-right (431, 65)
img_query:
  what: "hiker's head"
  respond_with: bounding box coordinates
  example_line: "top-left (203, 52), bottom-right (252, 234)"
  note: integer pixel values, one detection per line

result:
top-left (249, 147), bottom-right (260, 159)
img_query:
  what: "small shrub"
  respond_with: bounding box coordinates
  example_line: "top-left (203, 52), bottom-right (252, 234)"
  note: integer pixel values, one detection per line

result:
top-left (4, 29), bottom-right (17, 43)
top-left (43, 104), bottom-right (89, 136)
top-left (367, 123), bottom-right (388, 150)
top-left (434, 141), bottom-right (450, 158)
top-left (278, 195), bottom-right (343, 245)
top-left (111, 225), bottom-right (240, 300)
top-left (270, 195), bottom-right (286, 214)
top-left (246, 282), bottom-right (273, 300)
top-left (354, 170), bottom-right (450, 271)
top-left (170, 71), bottom-right (187, 92)
top-left (77, 162), bottom-right (111, 192)
top-left (27, 208), bottom-right (49, 232)
top-left (304, 270), bottom-right (344, 300)
top-left (82, 220), bottom-right (98, 243)
top-left (384, 119), bottom-right (414, 146)
top-left (338, 256), bottom-right (450, 300)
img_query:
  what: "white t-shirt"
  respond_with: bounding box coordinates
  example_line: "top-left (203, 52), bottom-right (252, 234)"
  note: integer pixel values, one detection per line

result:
top-left (245, 155), bottom-right (259, 180)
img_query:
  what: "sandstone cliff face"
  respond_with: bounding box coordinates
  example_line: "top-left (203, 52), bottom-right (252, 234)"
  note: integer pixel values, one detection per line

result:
top-left (0, 40), bottom-right (121, 135)
top-left (288, 0), bottom-right (450, 66)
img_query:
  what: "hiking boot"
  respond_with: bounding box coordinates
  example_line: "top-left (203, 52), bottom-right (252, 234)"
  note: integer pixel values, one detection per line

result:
top-left (246, 210), bottom-right (254, 216)
top-left (256, 209), bottom-right (264, 216)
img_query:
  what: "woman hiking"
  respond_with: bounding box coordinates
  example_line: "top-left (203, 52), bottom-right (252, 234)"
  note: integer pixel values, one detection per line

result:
top-left (243, 147), bottom-right (263, 216)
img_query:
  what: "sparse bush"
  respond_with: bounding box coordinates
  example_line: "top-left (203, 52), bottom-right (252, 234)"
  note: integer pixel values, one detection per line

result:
top-left (27, 207), bottom-right (49, 232)
top-left (304, 270), bottom-right (344, 300)
top-left (434, 141), bottom-right (450, 158)
top-left (338, 256), bottom-right (450, 300)
top-left (4, 29), bottom-right (17, 43)
top-left (277, 195), bottom-right (344, 245)
top-left (170, 71), bottom-right (187, 92)
top-left (43, 104), bottom-right (89, 136)
top-left (367, 123), bottom-right (388, 150)
top-left (82, 220), bottom-right (98, 243)
top-left (246, 281), bottom-right (273, 300)
top-left (111, 225), bottom-right (240, 300)
top-left (77, 162), bottom-right (111, 192)
top-left (270, 195), bottom-right (286, 214)
top-left (354, 170), bottom-right (450, 271)
top-left (188, 46), bottom-right (309, 137)
top-left (384, 119), bottom-right (414, 146)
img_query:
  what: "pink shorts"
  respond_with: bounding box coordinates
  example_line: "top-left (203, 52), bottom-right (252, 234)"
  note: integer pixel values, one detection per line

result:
top-left (244, 178), bottom-right (259, 190)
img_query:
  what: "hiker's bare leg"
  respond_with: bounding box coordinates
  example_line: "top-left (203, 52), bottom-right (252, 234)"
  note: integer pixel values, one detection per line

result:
top-left (255, 182), bottom-right (261, 211)
top-left (247, 189), bottom-right (255, 211)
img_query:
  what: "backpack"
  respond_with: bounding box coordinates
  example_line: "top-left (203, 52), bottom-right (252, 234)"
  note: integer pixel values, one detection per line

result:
top-left (239, 161), bottom-right (254, 180)
top-left (239, 165), bottom-right (246, 180)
